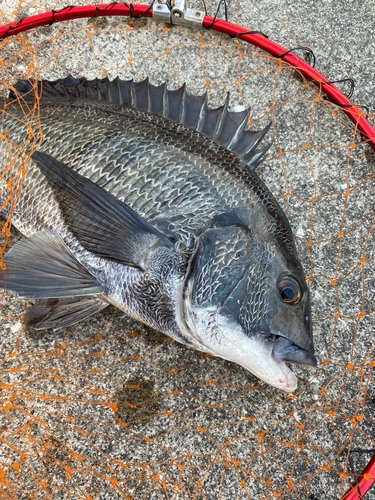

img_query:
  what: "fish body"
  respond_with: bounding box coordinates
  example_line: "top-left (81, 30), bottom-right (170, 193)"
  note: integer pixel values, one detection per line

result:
top-left (0, 77), bottom-right (316, 392)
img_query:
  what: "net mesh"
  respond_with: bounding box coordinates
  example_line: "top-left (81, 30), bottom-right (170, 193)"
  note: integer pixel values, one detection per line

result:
top-left (0, 1), bottom-right (374, 499)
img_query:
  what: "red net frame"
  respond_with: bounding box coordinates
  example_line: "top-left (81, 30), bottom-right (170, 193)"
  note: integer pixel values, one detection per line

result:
top-left (0, 4), bottom-right (374, 499)
top-left (0, 4), bottom-right (374, 151)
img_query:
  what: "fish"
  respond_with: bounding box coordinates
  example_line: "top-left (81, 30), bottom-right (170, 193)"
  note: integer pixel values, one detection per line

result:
top-left (0, 76), bottom-right (317, 392)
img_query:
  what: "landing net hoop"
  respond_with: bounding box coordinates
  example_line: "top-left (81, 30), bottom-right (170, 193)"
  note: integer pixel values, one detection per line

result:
top-left (0, 3), bottom-right (374, 500)
top-left (0, 3), bottom-right (374, 150)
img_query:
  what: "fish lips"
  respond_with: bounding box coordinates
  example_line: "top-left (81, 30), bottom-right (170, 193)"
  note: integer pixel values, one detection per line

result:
top-left (272, 336), bottom-right (317, 370)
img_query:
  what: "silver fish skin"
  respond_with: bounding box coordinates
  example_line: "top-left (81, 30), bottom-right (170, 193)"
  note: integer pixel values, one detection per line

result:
top-left (0, 77), bottom-right (316, 392)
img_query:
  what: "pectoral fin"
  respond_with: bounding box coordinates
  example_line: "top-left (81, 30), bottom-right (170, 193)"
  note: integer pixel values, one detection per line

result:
top-left (27, 296), bottom-right (108, 330)
top-left (0, 230), bottom-right (103, 299)
top-left (31, 151), bottom-right (174, 269)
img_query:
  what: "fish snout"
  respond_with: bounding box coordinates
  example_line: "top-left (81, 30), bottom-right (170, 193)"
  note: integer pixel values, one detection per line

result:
top-left (272, 336), bottom-right (317, 370)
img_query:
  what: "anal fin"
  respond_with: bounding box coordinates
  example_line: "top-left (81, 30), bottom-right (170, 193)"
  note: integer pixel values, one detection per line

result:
top-left (27, 296), bottom-right (108, 331)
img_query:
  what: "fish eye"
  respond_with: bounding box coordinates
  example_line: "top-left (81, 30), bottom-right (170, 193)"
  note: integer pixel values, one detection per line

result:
top-left (278, 276), bottom-right (302, 305)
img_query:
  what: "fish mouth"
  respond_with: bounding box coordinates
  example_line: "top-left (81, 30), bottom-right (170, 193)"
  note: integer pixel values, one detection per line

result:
top-left (271, 334), bottom-right (317, 370)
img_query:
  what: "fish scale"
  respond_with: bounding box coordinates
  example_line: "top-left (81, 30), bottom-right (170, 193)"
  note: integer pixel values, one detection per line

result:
top-left (0, 76), bottom-right (317, 392)
top-left (49, 109), bottom-right (227, 231)
top-left (4, 100), bottom-right (256, 242)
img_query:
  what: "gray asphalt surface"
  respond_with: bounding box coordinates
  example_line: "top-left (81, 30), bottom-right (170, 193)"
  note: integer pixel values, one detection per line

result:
top-left (0, 0), bottom-right (374, 499)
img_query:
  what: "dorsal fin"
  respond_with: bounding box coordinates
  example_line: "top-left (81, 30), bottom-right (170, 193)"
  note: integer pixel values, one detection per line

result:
top-left (12, 76), bottom-right (270, 168)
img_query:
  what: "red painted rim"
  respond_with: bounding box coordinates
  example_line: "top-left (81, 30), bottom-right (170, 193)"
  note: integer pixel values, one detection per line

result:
top-left (0, 4), bottom-right (374, 151)
top-left (203, 17), bottom-right (375, 152)
top-left (342, 454), bottom-right (375, 500)
top-left (0, 4), bottom-right (374, 498)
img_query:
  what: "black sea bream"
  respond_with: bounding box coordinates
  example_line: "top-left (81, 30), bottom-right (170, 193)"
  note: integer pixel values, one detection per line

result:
top-left (0, 77), bottom-right (316, 392)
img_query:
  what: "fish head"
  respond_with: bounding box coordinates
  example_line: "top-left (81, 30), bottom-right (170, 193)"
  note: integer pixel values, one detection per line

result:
top-left (179, 224), bottom-right (316, 392)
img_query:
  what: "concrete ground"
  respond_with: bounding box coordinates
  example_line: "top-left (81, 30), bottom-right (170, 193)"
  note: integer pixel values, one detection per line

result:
top-left (0, 0), bottom-right (374, 499)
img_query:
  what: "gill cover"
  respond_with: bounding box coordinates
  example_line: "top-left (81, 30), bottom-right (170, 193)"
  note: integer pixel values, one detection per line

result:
top-left (187, 224), bottom-right (274, 339)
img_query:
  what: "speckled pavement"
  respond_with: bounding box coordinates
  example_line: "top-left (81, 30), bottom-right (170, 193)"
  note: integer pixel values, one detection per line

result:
top-left (0, 1), bottom-right (374, 499)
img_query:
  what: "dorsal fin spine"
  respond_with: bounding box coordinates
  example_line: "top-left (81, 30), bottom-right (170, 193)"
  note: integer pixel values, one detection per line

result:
top-left (147, 82), bottom-right (151, 112)
top-left (245, 123), bottom-right (272, 155)
top-left (227, 114), bottom-right (249, 150)
top-left (243, 144), bottom-right (271, 167)
top-left (162, 84), bottom-right (168, 118)
top-left (116, 76), bottom-right (122, 104)
top-left (178, 83), bottom-right (186, 124)
top-left (196, 92), bottom-right (208, 133)
top-left (212, 93), bottom-right (230, 140)
top-left (129, 80), bottom-right (134, 107)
